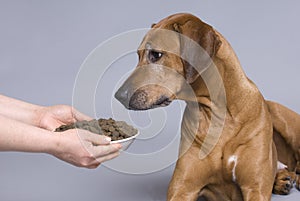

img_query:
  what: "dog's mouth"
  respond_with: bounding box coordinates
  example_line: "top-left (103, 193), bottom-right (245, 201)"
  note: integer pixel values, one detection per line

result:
top-left (128, 91), bottom-right (173, 110)
top-left (153, 95), bottom-right (172, 108)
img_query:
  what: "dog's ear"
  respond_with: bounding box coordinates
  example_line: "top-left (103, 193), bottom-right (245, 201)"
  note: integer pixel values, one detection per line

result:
top-left (151, 23), bottom-right (157, 28)
top-left (173, 20), bottom-right (221, 84)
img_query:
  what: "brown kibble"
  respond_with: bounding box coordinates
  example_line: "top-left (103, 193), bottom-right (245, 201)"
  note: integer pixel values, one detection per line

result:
top-left (55, 118), bottom-right (138, 141)
top-left (112, 131), bottom-right (119, 138)
top-left (108, 126), bottom-right (115, 132)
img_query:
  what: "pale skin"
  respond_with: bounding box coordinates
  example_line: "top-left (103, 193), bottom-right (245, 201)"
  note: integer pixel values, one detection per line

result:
top-left (0, 94), bottom-right (122, 169)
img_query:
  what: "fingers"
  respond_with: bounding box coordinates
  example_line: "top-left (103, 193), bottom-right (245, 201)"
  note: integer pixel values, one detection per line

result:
top-left (77, 129), bottom-right (122, 159)
top-left (79, 130), bottom-right (112, 145)
top-left (96, 150), bottom-right (121, 163)
top-left (65, 129), bottom-right (122, 169)
top-left (86, 151), bottom-right (121, 169)
top-left (72, 108), bottom-right (93, 121)
top-left (81, 144), bottom-right (121, 169)
top-left (53, 128), bottom-right (122, 169)
top-left (90, 143), bottom-right (122, 158)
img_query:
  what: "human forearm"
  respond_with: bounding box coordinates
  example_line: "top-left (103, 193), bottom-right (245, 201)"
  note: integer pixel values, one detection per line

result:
top-left (0, 114), bottom-right (121, 168)
top-left (0, 114), bottom-right (55, 153)
top-left (0, 94), bottom-right (42, 127)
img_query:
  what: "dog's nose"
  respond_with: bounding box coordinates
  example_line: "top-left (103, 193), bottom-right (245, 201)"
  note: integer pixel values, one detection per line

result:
top-left (115, 88), bottom-right (130, 109)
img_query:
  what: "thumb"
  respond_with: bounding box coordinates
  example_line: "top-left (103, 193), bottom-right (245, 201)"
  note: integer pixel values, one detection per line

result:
top-left (72, 108), bottom-right (93, 121)
top-left (43, 119), bottom-right (62, 131)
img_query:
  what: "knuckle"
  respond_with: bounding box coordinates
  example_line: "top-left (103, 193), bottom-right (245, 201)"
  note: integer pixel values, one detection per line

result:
top-left (80, 159), bottom-right (91, 167)
top-left (88, 163), bottom-right (101, 169)
top-left (80, 159), bottom-right (89, 167)
top-left (79, 155), bottom-right (95, 167)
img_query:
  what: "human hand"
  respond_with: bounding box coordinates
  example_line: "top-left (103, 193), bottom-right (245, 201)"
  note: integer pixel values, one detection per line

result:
top-left (37, 105), bottom-right (122, 168)
top-left (37, 105), bottom-right (92, 131)
top-left (50, 129), bottom-right (122, 168)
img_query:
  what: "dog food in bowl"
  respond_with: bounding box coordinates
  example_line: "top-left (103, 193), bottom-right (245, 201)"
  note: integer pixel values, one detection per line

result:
top-left (55, 118), bottom-right (139, 150)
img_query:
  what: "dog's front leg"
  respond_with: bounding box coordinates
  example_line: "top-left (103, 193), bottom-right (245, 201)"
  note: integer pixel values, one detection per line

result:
top-left (167, 146), bottom-right (208, 201)
top-left (237, 141), bottom-right (277, 201)
top-left (167, 167), bottom-right (200, 201)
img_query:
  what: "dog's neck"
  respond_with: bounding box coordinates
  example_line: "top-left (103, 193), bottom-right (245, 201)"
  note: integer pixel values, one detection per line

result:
top-left (183, 32), bottom-right (265, 124)
top-left (215, 33), bottom-right (266, 120)
top-left (179, 34), bottom-right (267, 153)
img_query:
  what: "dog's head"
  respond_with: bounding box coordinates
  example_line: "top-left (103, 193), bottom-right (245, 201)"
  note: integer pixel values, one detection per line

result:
top-left (115, 13), bottom-right (221, 110)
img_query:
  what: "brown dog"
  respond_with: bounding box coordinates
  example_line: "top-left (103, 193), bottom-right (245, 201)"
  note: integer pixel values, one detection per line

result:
top-left (115, 13), bottom-right (300, 201)
top-left (268, 101), bottom-right (300, 194)
top-left (272, 168), bottom-right (296, 195)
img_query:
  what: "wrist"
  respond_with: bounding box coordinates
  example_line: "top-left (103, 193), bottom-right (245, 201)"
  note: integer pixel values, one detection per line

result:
top-left (44, 132), bottom-right (61, 156)
top-left (0, 94), bottom-right (44, 126)
top-left (33, 105), bottom-right (47, 128)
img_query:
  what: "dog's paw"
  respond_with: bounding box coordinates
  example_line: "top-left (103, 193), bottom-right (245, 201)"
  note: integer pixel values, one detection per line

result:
top-left (296, 175), bottom-right (300, 191)
top-left (273, 169), bottom-right (296, 195)
top-left (295, 161), bottom-right (300, 175)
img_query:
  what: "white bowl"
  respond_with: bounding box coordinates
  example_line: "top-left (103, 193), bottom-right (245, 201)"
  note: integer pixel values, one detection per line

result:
top-left (110, 131), bottom-right (139, 151)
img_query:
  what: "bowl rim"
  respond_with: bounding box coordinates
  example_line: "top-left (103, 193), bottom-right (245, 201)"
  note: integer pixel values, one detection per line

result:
top-left (110, 130), bottom-right (139, 144)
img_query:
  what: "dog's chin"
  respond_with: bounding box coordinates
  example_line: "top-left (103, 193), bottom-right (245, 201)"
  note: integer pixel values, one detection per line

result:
top-left (128, 96), bottom-right (173, 111)
top-left (151, 96), bottom-right (173, 109)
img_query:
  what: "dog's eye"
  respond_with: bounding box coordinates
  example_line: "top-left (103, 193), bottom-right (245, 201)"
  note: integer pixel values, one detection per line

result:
top-left (148, 50), bottom-right (163, 63)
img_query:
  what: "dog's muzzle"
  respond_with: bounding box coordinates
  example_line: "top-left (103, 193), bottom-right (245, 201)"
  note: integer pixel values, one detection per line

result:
top-left (114, 65), bottom-right (181, 110)
top-left (115, 87), bottom-right (130, 109)
top-left (115, 87), bottom-right (172, 110)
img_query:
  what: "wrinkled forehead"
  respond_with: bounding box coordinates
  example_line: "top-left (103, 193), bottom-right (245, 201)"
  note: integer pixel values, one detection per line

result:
top-left (138, 28), bottom-right (180, 54)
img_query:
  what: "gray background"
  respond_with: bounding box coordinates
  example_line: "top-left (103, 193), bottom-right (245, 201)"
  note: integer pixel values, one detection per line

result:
top-left (0, 1), bottom-right (299, 201)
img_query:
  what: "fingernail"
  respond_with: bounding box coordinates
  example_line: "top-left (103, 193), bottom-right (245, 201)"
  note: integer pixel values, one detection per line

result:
top-left (105, 137), bottom-right (111, 142)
